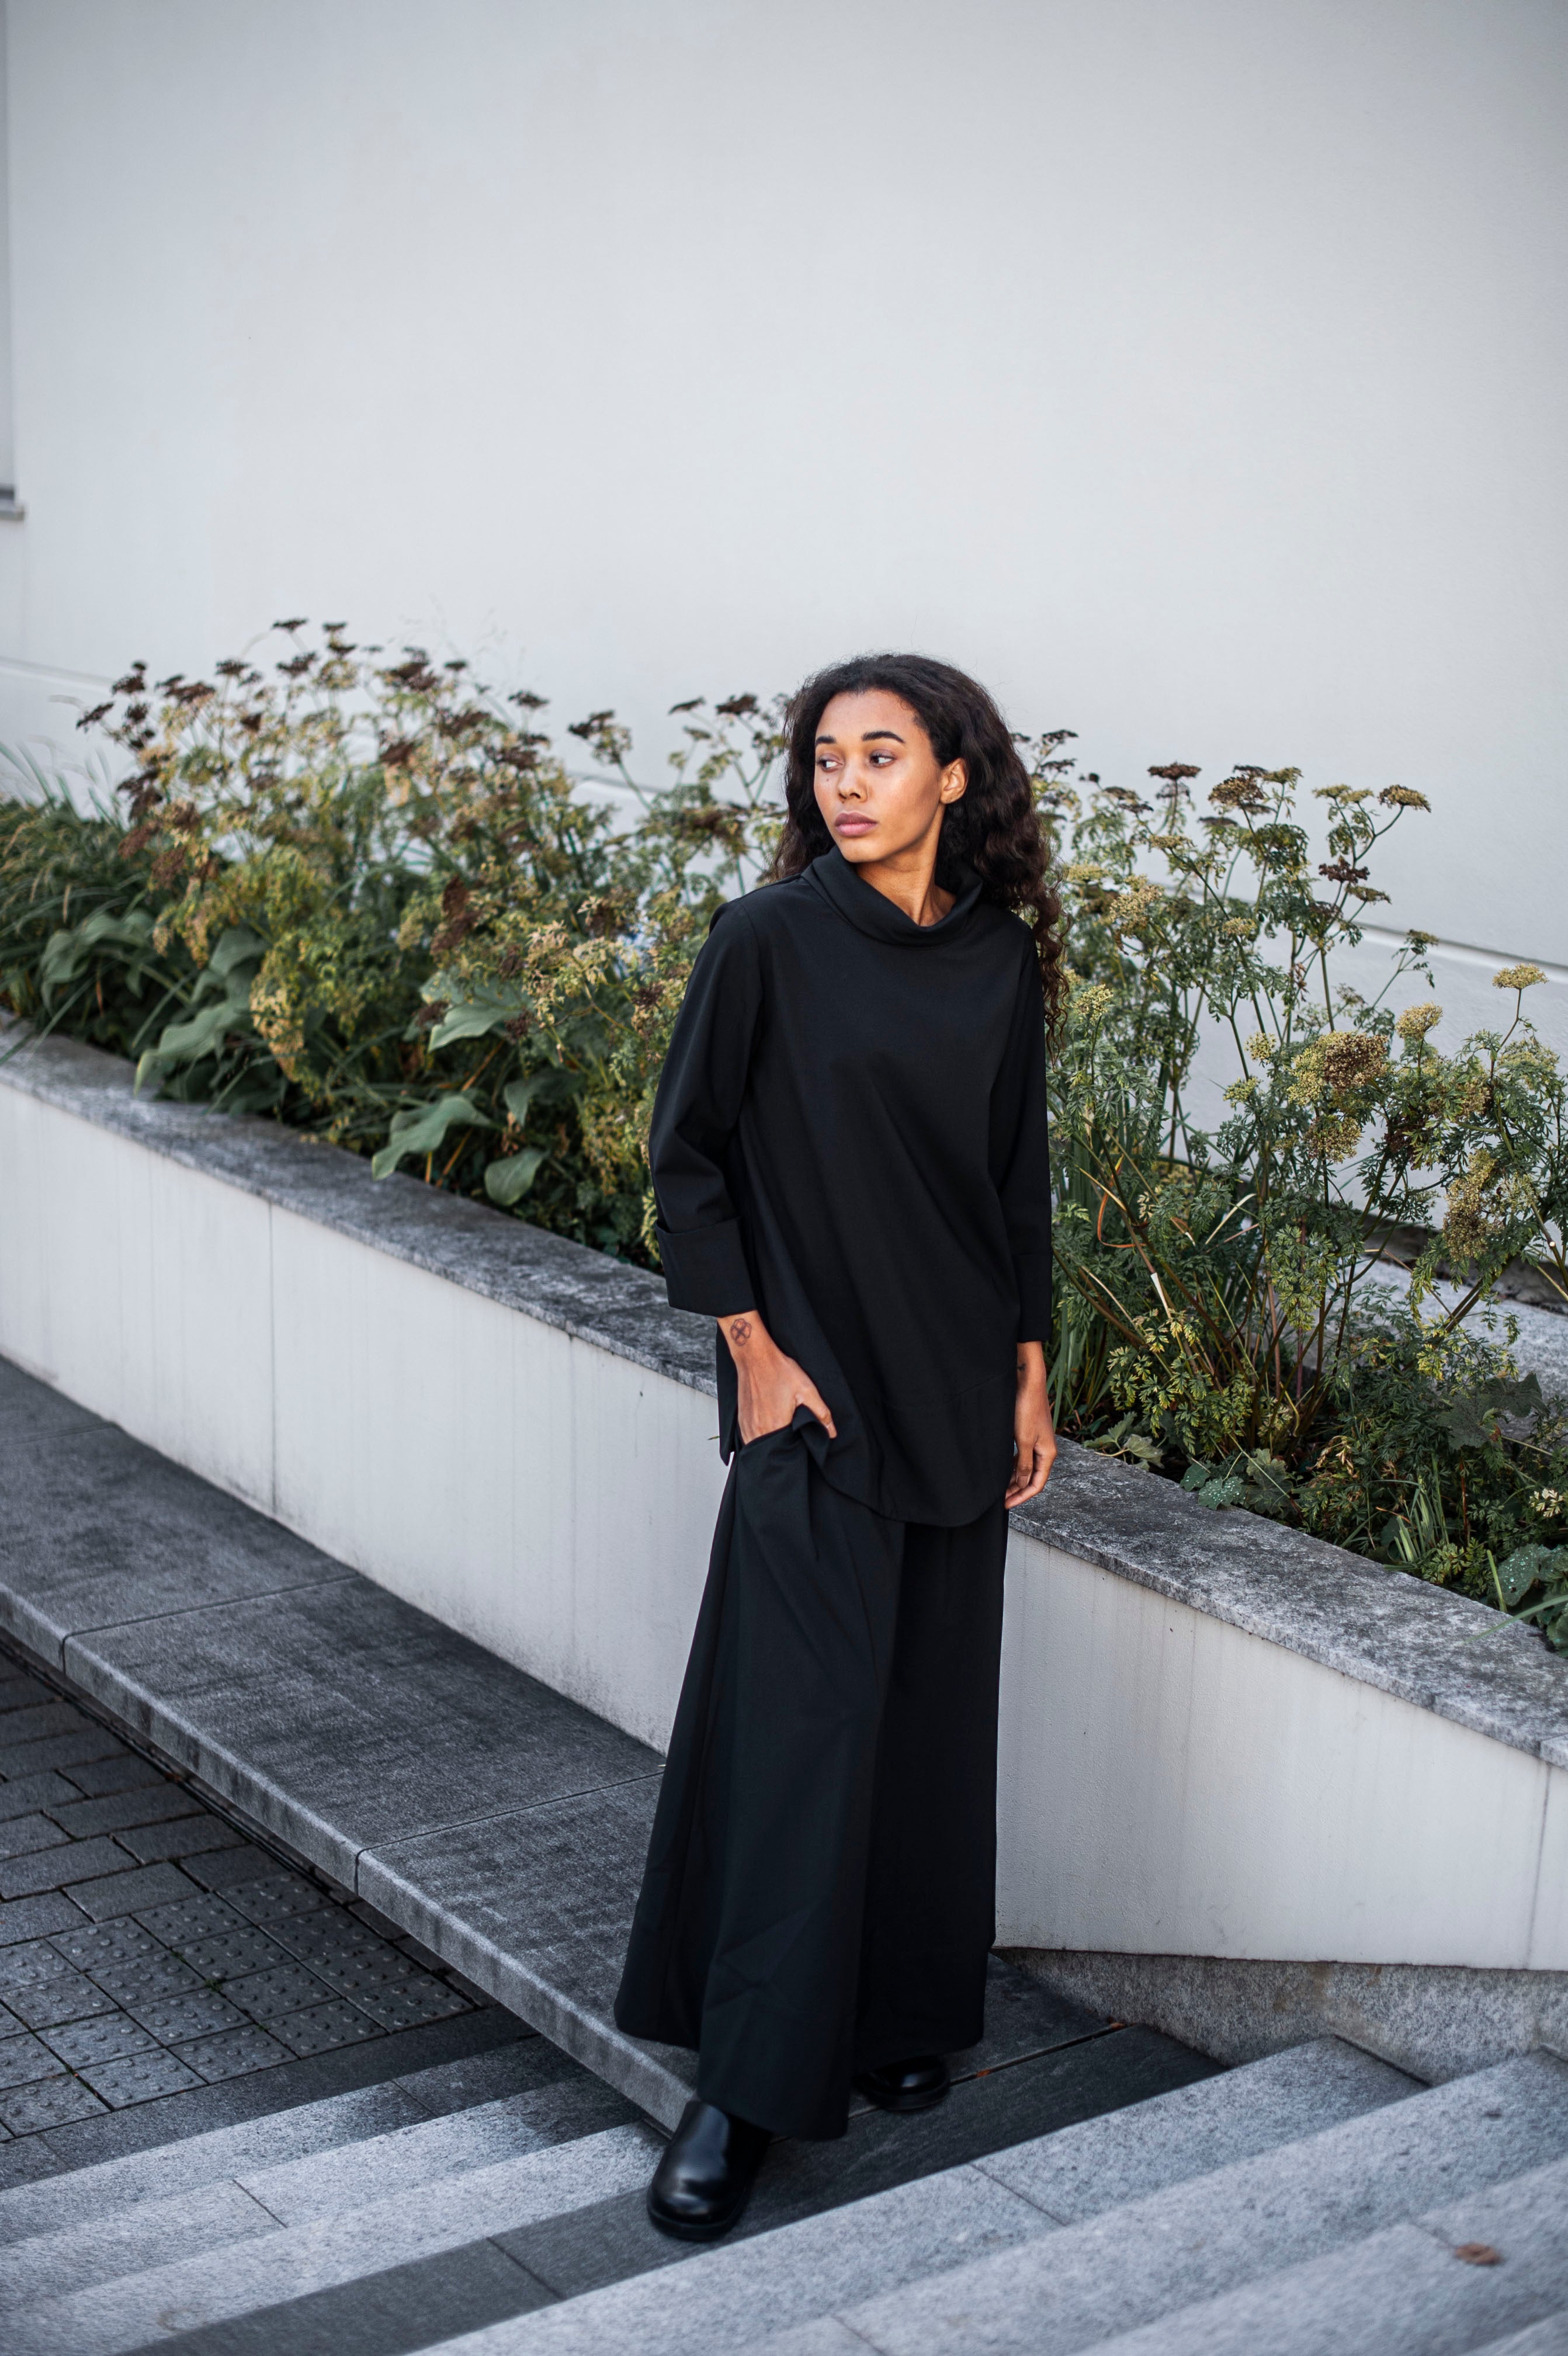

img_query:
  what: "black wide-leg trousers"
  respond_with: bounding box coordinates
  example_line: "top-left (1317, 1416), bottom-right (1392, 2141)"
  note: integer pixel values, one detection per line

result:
top-left (614, 1410), bottom-right (1008, 2142)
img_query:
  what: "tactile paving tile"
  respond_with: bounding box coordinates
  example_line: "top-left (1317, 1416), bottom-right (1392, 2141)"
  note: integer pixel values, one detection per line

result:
top-left (136, 1892), bottom-right (248, 1944)
top-left (86, 1953), bottom-right (203, 2005)
top-left (299, 1944), bottom-right (421, 1993)
top-left (270, 1913), bottom-right (386, 1963)
top-left (174, 2022), bottom-right (292, 2081)
top-left (223, 1870), bottom-right (332, 1925)
top-left (266, 1998), bottom-right (381, 2057)
top-left (348, 1975), bottom-right (470, 2032)
top-left (123, 1984), bottom-right (249, 2041)
top-left (174, 1925), bottom-right (293, 1979)
top-left (0, 1937), bottom-right (79, 1990)
top-left (0, 2031), bottom-right (65, 2090)
top-left (0, 2073), bottom-right (107, 2132)
top-left (76, 2046), bottom-right (204, 2106)
top-left (3, 1966), bottom-right (116, 2028)
top-left (51, 1918), bottom-right (165, 1969)
top-left (222, 1961), bottom-right (338, 2021)
top-left (41, 2011), bottom-right (159, 2068)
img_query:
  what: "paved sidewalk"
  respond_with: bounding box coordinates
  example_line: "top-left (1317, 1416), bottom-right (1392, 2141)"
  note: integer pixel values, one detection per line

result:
top-left (0, 1636), bottom-right (498, 2161)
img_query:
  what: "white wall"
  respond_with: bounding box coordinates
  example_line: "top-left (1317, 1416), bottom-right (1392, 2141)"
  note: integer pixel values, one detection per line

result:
top-left (1, 0), bottom-right (1564, 992)
top-left (5, 1060), bottom-right (1565, 1972)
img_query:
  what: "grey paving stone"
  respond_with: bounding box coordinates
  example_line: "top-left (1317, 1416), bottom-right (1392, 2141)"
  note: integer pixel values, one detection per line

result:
top-left (0, 1700), bottom-right (96, 1750)
top-left (0, 1358), bottom-right (101, 1445)
top-left (0, 2174), bottom-right (280, 2314)
top-left (64, 1569), bottom-right (661, 1885)
top-left (18, 2003), bottom-right (523, 2184)
top-left (122, 1984), bottom-right (251, 2042)
top-left (118, 1814), bottom-right (246, 1864)
top-left (57, 1754), bottom-right (166, 1799)
top-left (76, 2045), bottom-right (204, 2106)
top-left (0, 2030), bottom-right (65, 2089)
top-left (0, 1728), bottom-right (127, 1778)
top-left (0, 2018), bottom-right (535, 2244)
top-left (182, 1841), bottom-right (292, 1891)
top-left (7, 2121), bottom-right (661, 2356)
top-left (174, 2022), bottom-right (293, 2081)
top-left (0, 1834), bottom-right (135, 1897)
top-left (0, 1934), bottom-right (81, 1987)
top-left (136, 1889), bottom-right (250, 1942)
top-left (41, 1782), bottom-right (204, 1839)
top-left (822, 2052), bottom-right (1568, 2356)
top-left (350, 1975), bottom-right (471, 2032)
top-left (360, 1778), bottom-right (690, 2128)
top-left (86, 1952), bottom-right (204, 2007)
top-left (0, 1412), bottom-right (352, 1658)
top-left (0, 1670), bottom-right (54, 1710)
top-left (1081, 2151), bottom-right (1568, 2354)
top-left (979, 2036), bottom-right (1415, 2224)
top-left (169, 1922), bottom-right (294, 1978)
top-left (138, 2237), bottom-right (553, 2356)
top-left (225, 1959), bottom-right (341, 2019)
top-left (0, 1772), bottom-right (86, 1821)
top-left (0, 1810), bottom-right (72, 1860)
top-left (2, 1967), bottom-right (115, 2028)
top-left (269, 1998), bottom-right (384, 2056)
top-left (223, 1868), bottom-right (334, 1924)
top-left (0, 2072), bottom-right (106, 2132)
top-left (65, 1859), bottom-right (201, 1919)
top-left (51, 1917), bottom-right (165, 1970)
top-left (39, 2011), bottom-right (158, 2069)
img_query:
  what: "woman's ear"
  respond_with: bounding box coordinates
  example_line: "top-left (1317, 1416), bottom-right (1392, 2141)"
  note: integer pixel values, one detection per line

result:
top-left (940, 759), bottom-right (968, 804)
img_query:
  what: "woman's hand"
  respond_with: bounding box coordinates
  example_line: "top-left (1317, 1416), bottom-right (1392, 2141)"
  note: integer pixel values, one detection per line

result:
top-left (719, 1311), bottom-right (838, 1444)
top-left (1006, 1340), bottom-right (1057, 1507)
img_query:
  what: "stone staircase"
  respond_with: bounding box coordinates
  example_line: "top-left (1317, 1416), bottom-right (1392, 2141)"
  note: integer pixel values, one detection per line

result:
top-left (4, 1351), bottom-right (1566, 2350)
top-left (0, 2032), bottom-right (1562, 2352)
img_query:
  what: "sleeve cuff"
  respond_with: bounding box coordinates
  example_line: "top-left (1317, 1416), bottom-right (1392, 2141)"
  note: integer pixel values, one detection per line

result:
top-left (1014, 1252), bottom-right (1053, 1345)
top-left (655, 1219), bottom-right (756, 1316)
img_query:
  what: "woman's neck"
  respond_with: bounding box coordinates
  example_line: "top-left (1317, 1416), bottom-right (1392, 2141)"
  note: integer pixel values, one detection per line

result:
top-left (846, 832), bottom-right (954, 928)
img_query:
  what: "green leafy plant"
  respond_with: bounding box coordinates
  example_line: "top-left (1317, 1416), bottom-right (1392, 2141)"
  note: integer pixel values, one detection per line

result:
top-left (5, 625), bottom-right (1567, 1643)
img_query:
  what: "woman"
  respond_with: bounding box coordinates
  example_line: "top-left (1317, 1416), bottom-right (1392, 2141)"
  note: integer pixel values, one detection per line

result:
top-left (615, 652), bottom-right (1061, 2239)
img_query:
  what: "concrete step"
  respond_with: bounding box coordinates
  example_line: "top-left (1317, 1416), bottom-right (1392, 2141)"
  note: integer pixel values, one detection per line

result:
top-left (1476, 2318), bottom-right (1568, 2356)
top-left (0, 2074), bottom-right (639, 2313)
top-left (8, 2119), bottom-right (662, 2356)
top-left (710, 2049), bottom-right (1568, 2356)
top-left (0, 2032), bottom-right (568, 2246)
top-left (0, 1355), bottom-right (1187, 2138)
top-left (398, 2036), bottom-right (1414, 2356)
top-left (1072, 2148), bottom-right (1568, 2355)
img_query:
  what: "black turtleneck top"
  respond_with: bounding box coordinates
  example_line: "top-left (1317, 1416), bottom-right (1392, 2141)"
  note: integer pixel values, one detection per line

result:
top-left (649, 849), bottom-right (1053, 1527)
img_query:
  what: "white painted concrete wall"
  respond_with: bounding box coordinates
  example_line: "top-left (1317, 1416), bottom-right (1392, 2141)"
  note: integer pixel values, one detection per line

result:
top-left (4, 1070), bottom-right (1563, 1971)
top-left (2, 1), bottom-right (1565, 1026)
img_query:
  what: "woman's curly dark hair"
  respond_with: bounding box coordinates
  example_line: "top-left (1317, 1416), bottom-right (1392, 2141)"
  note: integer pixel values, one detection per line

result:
top-left (772, 653), bottom-right (1064, 1040)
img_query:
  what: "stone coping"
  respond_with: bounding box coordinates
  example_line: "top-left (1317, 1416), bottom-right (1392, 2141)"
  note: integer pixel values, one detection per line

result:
top-left (5, 1019), bottom-right (1568, 1772)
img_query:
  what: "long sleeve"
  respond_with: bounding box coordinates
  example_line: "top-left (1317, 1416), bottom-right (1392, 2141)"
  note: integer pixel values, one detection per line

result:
top-left (648, 903), bottom-right (762, 1316)
top-left (989, 957), bottom-right (1053, 1344)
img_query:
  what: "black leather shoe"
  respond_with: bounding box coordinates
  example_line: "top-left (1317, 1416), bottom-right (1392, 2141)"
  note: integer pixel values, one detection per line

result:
top-left (647, 2098), bottom-right (772, 2241)
top-left (854, 2055), bottom-right (950, 2114)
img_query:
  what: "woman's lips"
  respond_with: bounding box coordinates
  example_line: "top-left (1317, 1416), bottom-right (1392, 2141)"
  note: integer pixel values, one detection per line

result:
top-left (834, 815), bottom-right (875, 834)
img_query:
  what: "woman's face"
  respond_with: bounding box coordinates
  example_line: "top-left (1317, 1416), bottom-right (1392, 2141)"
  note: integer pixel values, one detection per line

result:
top-left (812, 689), bottom-right (966, 867)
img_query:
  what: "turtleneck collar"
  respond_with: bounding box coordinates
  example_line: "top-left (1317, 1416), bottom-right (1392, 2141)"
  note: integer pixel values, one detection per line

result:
top-left (804, 848), bottom-right (984, 946)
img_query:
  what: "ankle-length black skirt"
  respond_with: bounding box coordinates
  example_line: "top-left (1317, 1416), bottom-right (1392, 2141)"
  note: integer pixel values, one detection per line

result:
top-left (613, 1408), bottom-right (1008, 2140)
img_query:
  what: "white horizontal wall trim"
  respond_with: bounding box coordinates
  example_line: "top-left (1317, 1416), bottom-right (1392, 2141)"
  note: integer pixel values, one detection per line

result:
top-left (3, 1021), bottom-right (1566, 1970)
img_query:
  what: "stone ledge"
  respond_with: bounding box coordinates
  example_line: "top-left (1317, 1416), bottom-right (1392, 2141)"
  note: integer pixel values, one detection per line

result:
top-left (5, 1020), bottom-right (1567, 1772)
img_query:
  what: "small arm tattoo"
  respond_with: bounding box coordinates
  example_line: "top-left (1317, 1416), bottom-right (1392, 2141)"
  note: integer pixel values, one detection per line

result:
top-left (729, 1317), bottom-right (752, 1345)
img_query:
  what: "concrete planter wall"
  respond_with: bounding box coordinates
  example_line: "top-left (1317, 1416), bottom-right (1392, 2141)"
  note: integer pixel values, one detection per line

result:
top-left (4, 1023), bottom-right (1567, 1990)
